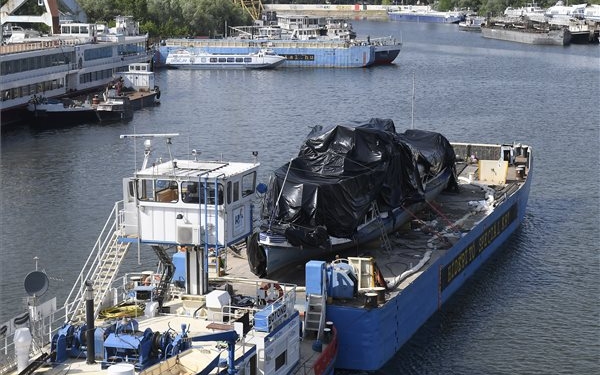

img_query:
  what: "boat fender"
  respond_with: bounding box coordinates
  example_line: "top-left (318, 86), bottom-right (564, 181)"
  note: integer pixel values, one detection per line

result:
top-left (154, 86), bottom-right (161, 99)
top-left (13, 313), bottom-right (30, 326)
top-left (260, 282), bottom-right (284, 303)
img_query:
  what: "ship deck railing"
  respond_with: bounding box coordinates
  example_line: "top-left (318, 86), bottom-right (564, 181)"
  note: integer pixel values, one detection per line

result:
top-left (63, 200), bottom-right (126, 322)
top-left (0, 37), bottom-right (92, 56)
top-left (164, 37), bottom-right (357, 49)
top-left (0, 302), bottom-right (70, 375)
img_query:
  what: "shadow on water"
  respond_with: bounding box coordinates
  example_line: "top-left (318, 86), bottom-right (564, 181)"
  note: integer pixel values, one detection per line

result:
top-left (1, 116), bottom-right (134, 138)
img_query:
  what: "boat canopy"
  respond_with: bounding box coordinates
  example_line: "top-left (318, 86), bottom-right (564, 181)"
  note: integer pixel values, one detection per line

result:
top-left (262, 118), bottom-right (457, 238)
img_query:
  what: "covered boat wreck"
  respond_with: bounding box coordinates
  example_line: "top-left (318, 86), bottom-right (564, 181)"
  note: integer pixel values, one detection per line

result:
top-left (249, 118), bottom-right (458, 277)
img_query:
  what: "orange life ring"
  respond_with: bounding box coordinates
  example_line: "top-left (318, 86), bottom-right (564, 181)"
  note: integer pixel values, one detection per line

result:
top-left (260, 282), bottom-right (284, 303)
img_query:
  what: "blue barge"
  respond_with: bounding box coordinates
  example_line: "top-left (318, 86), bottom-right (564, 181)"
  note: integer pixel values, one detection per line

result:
top-left (264, 139), bottom-right (532, 371)
top-left (157, 38), bottom-right (376, 68)
top-left (329, 142), bottom-right (531, 370)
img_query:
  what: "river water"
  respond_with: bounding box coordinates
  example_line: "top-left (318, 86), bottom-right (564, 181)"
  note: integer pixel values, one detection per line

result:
top-left (1, 20), bottom-right (599, 374)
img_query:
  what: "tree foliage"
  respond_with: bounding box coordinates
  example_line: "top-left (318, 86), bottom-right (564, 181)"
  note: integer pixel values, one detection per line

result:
top-left (70, 0), bottom-right (600, 38)
top-left (77, 0), bottom-right (252, 38)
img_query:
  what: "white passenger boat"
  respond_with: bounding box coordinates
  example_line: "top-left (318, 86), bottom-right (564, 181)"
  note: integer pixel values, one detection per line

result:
top-left (165, 49), bottom-right (286, 69)
top-left (387, 5), bottom-right (466, 23)
top-left (0, 2), bottom-right (151, 126)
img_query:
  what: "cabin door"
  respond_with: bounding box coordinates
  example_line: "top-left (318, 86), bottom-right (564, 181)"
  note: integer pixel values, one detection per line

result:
top-left (121, 178), bottom-right (139, 236)
top-left (65, 72), bottom-right (78, 92)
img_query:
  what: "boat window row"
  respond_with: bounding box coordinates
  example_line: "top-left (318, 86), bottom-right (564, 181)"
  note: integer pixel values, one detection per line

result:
top-left (61, 24), bottom-right (93, 36)
top-left (79, 68), bottom-right (114, 85)
top-left (117, 42), bottom-right (147, 56)
top-left (80, 42), bottom-right (146, 62)
top-left (135, 172), bottom-right (256, 205)
top-left (1, 78), bottom-right (64, 102)
top-left (0, 51), bottom-right (75, 76)
top-left (84, 46), bottom-right (113, 61)
top-left (208, 57), bottom-right (253, 63)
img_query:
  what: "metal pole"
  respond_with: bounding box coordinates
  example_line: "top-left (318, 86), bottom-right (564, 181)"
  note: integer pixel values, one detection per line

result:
top-left (85, 281), bottom-right (95, 364)
top-left (411, 72), bottom-right (415, 129)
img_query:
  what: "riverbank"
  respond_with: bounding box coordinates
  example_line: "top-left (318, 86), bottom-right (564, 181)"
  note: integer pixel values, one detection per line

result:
top-left (264, 3), bottom-right (389, 20)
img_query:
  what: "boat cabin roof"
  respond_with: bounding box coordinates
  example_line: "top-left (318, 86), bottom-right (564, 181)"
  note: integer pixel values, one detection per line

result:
top-left (135, 159), bottom-right (259, 182)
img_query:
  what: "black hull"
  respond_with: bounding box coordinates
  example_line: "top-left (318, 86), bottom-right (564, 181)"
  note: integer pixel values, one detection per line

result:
top-left (29, 110), bottom-right (99, 126)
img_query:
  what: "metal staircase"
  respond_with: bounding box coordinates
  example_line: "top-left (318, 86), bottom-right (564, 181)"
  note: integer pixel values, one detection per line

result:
top-left (64, 201), bottom-right (131, 323)
top-left (150, 245), bottom-right (174, 306)
top-left (372, 201), bottom-right (393, 253)
top-left (303, 267), bottom-right (327, 341)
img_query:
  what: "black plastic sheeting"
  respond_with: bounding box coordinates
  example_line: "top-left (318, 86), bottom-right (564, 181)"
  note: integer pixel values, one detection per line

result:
top-left (261, 118), bottom-right (457, 239)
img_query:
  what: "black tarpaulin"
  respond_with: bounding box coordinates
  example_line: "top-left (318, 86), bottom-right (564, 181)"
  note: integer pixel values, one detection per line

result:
top-left (262, 118), bottom-right (456, 239)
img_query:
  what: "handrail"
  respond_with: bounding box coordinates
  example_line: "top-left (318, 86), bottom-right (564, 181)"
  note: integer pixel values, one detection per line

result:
top-left (63, 201), bottom-right (124, 322)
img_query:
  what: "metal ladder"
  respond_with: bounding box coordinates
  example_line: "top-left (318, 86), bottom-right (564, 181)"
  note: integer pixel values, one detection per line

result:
top-left (372, 201), bottom-right (393, 253)
top-left (150, 245), bottom-right (175, 306)
top-left (64, 202), bottom-right (131, 323)
top-left (303, 267), bottom-right (327, 341)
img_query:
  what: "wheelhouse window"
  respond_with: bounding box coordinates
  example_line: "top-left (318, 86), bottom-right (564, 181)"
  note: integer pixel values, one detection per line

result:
top-left (202, 183), bottom-right (224, 205)
top-left (226, 180), bottom-right (240, 205)
top-left (242, 172), bottom-right (256, 197)
top-left (182, 181), bottom-right (199, 203)
top-left (137, 179), bottom-right (179, 203)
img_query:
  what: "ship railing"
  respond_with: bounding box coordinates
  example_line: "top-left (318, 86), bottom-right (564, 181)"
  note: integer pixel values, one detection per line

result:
top-left (163, 37), bottom-right (359, 49)
top-left (63, 200), bottom-right (125, 323)
top-left (0, 302), bottom-right (70, 375)
top-left (206, 278), bottom-right (297, 323)
top-left (0, 37), bottom-right (91, 55)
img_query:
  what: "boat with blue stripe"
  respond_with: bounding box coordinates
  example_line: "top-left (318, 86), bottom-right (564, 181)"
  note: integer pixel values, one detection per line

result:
top-left (250, 119), bottom-right (532, 371)
top-left (157, 38), bottom-right (377, 68)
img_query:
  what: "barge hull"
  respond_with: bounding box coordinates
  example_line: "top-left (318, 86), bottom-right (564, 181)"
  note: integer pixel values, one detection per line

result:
top-left (328, 154), bottom-right (533, 370)
top-left (158, 42), bottom-right (374, 68)
top-left (481, 28), bottom-right (571, 45)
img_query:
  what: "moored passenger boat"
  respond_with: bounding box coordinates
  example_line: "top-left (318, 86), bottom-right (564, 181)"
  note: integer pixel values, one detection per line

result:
top-left (25, 62), bottom-right (159, 127)
top-left (388, 5), bottom-right (465, 23)
top-left (165, 48), bottom-right (286, 69)
top-left (0, 11), bottom-right (151, 127)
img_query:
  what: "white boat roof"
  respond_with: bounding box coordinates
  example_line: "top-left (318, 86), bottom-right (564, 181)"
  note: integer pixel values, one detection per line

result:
top-left (135, 159), bottom-right (259, 181)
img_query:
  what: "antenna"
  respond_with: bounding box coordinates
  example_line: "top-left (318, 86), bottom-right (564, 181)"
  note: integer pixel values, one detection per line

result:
top-left (121, 133), bottom-right (180, 171)
top-left (411, 72), bottom-right (415, 129)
